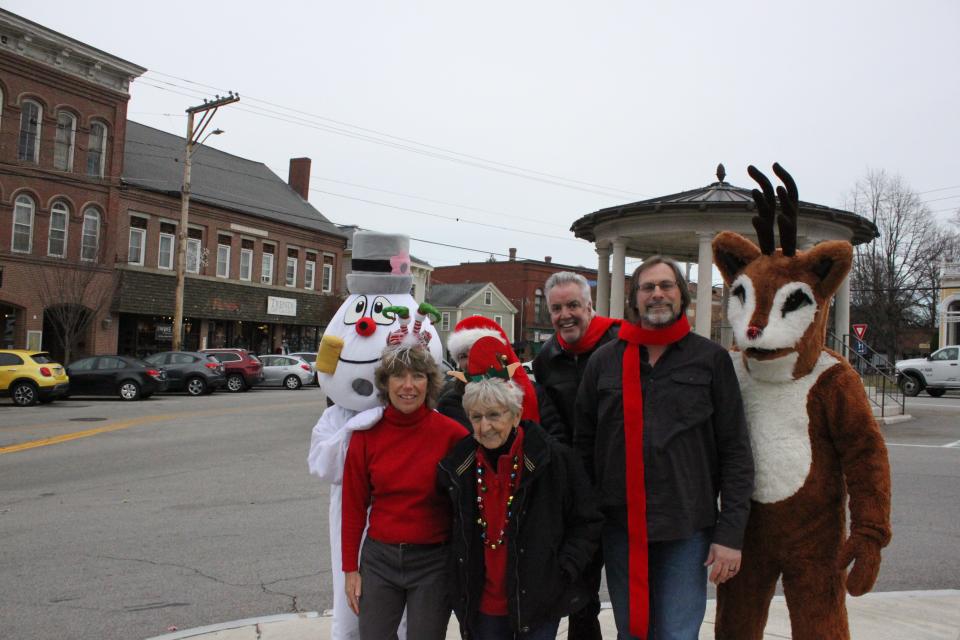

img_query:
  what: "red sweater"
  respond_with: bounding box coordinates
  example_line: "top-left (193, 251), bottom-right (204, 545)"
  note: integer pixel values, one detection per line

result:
top-left (342, 403), bottom-right (468, 572)
top-left (478, 428), bottom-right (525, 616)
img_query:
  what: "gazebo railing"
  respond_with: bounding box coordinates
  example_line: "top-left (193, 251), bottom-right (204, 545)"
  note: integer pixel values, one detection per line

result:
top-left (825, 331), bottom-right (905, 417)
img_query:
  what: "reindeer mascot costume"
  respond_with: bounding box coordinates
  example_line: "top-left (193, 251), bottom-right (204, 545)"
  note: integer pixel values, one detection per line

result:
top-left (712, 164), bottom-right (892, 640)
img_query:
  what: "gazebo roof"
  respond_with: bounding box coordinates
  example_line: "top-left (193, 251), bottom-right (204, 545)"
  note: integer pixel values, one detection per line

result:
top-left (571, 165), bottom-right (880, 247)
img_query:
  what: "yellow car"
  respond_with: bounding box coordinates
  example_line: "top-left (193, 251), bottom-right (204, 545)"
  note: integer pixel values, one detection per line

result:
top-left (0, 350), bottom-right (70, 406)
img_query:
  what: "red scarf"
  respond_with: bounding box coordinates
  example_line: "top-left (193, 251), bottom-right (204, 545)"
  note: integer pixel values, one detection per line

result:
top-left (616, 314), bottom-right (691, 639)
top-left (556, 315), bottom-right (620, 354)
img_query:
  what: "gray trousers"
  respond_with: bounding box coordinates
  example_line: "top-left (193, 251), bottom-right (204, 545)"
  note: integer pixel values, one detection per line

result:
top-left (358, 537), bottom-right (451, 640)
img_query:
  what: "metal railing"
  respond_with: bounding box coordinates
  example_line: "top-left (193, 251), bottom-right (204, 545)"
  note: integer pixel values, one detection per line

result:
top-left (825, 331), bottom-right (906, 417)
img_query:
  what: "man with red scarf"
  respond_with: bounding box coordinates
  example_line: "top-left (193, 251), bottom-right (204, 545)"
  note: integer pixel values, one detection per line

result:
top-left (532, 271), bottom-right (618, 640)
top-left (574, 257), bottom-right (754, 640)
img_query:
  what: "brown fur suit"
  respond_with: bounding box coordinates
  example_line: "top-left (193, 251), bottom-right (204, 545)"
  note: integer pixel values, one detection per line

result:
top-left (712, 164), bottom-right (891, 640)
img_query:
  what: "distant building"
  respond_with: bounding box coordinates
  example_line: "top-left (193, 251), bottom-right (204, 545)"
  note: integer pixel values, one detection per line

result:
top-left (431, 249), bottom-right (628, 355)
top-left (939, 259), bottom-right (960, 348)
top-left (426, 282), bottom-right (517, 358)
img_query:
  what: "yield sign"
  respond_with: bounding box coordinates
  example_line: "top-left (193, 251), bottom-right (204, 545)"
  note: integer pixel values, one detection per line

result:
top-left (852, 324), bottom-right (868, 340)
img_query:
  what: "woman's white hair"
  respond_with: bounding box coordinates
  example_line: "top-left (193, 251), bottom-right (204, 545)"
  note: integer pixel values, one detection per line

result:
top-left (462, 378), bottom-right (524, 417)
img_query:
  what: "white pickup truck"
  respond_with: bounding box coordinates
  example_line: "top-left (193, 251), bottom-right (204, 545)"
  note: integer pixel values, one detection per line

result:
top-left (895, 345), bottom-right (960, 397)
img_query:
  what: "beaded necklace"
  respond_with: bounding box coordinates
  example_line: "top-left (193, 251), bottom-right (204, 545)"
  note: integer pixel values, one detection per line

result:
top-left (475, 453), bottom-right (521, 550)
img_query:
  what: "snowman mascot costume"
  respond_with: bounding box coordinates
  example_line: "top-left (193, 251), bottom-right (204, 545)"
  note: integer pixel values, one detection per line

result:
top-left (307, 231), bottom-right (442, 639)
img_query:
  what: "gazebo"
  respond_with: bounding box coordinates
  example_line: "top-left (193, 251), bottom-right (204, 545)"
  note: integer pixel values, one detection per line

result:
top-left (571, 165), bottom-right (880, 341)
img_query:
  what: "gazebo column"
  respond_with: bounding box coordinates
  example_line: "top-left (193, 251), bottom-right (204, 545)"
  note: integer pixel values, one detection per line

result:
top-left (596, 244), bottom-right (611, 316)
top-left (834, 274), bottom-right (850, 347)
top-left (610, 238), bottom-right (627, 319)
top-left (695, 233), bottom-right (714, 338)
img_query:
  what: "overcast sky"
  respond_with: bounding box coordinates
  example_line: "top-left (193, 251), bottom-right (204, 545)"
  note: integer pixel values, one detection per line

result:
top-left (10, 1), bottom-right (960, 276)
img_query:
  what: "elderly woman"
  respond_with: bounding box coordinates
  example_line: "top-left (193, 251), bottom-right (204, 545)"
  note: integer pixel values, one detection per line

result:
top-left (439, 355), bottom-right (602, 640)
top-left (341, 345), bottom-right (468, 640)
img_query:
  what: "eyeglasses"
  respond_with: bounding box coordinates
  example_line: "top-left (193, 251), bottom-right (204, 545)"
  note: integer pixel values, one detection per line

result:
top-left (468, 410), bottom-right (508, 424)
top-left (637, 281), bottom-right (678, 294)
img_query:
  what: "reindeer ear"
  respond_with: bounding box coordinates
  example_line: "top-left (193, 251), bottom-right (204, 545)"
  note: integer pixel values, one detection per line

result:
top-left (712, 232), bottom-right (761, 285)
top-left (799, 241), bottom-right (852, 298)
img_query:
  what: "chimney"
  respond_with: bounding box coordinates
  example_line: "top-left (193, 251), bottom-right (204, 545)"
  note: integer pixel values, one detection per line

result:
top-left (544, 256), bottom-right (552, 263)
top-left (288, 157), bottom-right (311, 200)
top-left (509, 248), bottom-right (517, 261)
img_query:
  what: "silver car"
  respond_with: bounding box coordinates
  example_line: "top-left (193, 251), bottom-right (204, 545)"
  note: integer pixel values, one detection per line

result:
top-left (255, 354), bottom-right (314, 390)
top-left (288, 351), bottom-right (319, 386)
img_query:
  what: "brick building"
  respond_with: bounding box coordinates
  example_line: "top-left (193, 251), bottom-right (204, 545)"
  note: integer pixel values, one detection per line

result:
top-left (0, 9), bottom-right (346, 361)
top-left (431, 248), bottom-right (630, 356)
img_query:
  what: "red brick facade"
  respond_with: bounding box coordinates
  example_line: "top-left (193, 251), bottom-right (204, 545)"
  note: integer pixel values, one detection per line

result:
top-left (0, 11), bottom-right (346, 361)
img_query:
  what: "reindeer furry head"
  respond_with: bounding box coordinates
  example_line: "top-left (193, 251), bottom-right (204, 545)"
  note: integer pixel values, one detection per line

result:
top-left (713, 164), bottom-right (852, 380)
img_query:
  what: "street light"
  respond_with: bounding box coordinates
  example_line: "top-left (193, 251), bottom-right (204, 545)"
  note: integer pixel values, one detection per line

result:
top-left (171, 94), bottom-right (239, 351)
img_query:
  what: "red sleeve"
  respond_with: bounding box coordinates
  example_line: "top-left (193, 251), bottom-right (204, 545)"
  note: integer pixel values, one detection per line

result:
top-left (341, 430), bottom-right (371, 572)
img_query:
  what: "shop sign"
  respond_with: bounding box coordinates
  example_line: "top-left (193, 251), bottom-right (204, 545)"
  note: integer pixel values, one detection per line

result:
top-left (156, 324), bottom-right (173, 341)
top-left (268, 296), bottom-right (297, 317)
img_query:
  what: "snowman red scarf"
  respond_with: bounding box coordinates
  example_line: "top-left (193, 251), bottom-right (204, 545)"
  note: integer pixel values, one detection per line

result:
top-left (616, 313), bottom-right (691, 639)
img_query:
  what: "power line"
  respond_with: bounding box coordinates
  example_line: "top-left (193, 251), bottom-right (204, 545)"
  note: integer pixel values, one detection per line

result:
top-left (142, 70), bottom-right (645, 198)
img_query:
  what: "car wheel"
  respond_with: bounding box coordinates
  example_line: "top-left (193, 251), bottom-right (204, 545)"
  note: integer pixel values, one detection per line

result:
top-left (284, 375), bottom-right (302, 390)
top-left (926, 388), bottom-right (946, 398)
top-left (900, 374), bottom-right (922, 397)
top-left (119, 380), bottom-right (141, 401)
top-left (11, 381), bottom-right (39, 407)
top-left (186, 377), bottom-right (207, 396)
top-left (226, 373), bottom-right (246, 392)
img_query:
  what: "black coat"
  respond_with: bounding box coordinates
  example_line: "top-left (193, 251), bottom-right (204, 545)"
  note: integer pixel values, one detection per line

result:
top-left (532, 325), bottom-right (619, 446)
top-left (437, 378), bottom-right (471, 431)
top-left (438, 421), bottom-right (603, 636)
top-left (573, 331), bottom-right (754, 548)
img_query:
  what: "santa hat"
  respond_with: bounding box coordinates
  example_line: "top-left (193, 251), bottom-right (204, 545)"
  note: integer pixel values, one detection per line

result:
top-left (447, 315), bottom-right (510, 361)
top-left (448, 316), bottom-right (540, 423)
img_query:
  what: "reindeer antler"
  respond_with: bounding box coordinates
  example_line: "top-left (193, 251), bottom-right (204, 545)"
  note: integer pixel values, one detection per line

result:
top-left (772, 163), bottom-right (799, 257)
top-left (748, 165), bottom-right (777, 255)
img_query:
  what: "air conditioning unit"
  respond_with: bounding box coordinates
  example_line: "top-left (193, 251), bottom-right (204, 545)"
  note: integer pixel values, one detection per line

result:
top-left (261, 275), bottom-right (272, 284)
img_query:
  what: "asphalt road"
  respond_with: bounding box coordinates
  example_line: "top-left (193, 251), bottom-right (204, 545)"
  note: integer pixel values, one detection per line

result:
top-left (0, 388), bottom-right (957, 640)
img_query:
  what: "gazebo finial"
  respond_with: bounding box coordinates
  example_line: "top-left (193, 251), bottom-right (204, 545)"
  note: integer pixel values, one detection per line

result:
top-left (716, 163), bottom-right (726, 183)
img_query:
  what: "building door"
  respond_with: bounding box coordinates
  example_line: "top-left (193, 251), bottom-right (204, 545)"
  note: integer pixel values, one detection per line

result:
top-left (1, 303), bottom-right (21, 349)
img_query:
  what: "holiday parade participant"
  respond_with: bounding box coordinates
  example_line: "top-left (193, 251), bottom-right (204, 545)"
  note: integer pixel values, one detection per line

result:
top-left (575, 257), bottom-right (753, 640)
top-left (307, 230), bottom-right (443, 640)
top-left (341, 344), bottom-right (467, 640)
top-left (439, 336), bottom-right (602, 640)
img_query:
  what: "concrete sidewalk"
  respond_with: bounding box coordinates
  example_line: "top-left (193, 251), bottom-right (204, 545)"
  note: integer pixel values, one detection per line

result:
top-left (146, 590), bottom-right (960, 639)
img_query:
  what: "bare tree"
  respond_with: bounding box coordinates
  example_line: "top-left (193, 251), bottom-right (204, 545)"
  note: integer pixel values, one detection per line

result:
top-left (847, 169), bottom-right (956, 359)
top-left (37, 265), bottom-right (118, 364)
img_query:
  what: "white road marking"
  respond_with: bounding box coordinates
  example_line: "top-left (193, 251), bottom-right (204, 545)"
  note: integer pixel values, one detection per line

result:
top-left (887, 443), bottom-right (960, 449)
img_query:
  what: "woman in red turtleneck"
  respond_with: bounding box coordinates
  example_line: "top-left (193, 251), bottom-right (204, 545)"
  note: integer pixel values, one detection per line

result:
top-left (341, 345), bottom-right (468, 640)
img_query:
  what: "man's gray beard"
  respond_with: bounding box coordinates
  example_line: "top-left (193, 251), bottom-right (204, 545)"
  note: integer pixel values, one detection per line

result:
top-left (642, 306), bottom-right (679, 328)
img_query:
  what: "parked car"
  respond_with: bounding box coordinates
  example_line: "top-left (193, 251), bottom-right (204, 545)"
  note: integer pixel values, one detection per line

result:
top-left (256, 354), bottom-right (313, 390)
top-left (200, 348), bottom-right (264, 392)
top-left (144, 351), bottom-right (225, 396)
top-left (896, 345), bottom-right (960, 397)
top-left (0, 350), bottom-right (70, 406)
top-left (288, 351), bottom-right (319, 385)
top-left (65, 355), bottom-right (167, 401)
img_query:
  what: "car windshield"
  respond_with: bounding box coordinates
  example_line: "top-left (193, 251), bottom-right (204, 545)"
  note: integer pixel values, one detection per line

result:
top-left (133, 359), bottom-right (154, 368)
top-left (144, 354), bottom-right (164, 364)
top-left (249, 355), bottom-right (260, 363)
top-left (30, 353), bottom-right (54, 364)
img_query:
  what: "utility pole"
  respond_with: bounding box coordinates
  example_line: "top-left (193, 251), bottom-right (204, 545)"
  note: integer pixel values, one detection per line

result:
top-left (172, 92), bottom-right (239, 350)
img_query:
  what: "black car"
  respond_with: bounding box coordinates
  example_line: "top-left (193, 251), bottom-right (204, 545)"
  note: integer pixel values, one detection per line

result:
top-left (65, 355), bottom-right (167, 401)
top-left (145, 351), bottom-right (225, 396)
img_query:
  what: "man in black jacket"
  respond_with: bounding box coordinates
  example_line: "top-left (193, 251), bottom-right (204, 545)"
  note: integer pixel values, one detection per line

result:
top-left (532, 271), bottom-right (618, 640)
top-left (575, 257), bottom-right (753, 640)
